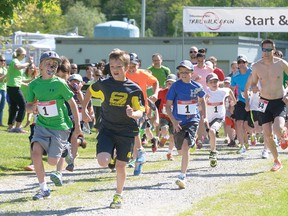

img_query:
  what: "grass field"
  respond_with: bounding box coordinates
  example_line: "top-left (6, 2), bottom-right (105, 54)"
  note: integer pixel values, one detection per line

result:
top-left (1, 104), bottom-right (288, 215)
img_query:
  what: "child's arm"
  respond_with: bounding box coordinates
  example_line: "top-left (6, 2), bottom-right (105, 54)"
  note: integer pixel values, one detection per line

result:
top-left (67, 97), bottom-right (82, 136)
top-left (82, 89), bottom-right (92, 123)
top-left (126, 105), bottom-right (143, 120)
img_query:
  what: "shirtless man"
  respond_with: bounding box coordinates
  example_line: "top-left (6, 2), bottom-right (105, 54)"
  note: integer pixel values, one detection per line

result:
top-left (251, 39), bottom-right (288, 172)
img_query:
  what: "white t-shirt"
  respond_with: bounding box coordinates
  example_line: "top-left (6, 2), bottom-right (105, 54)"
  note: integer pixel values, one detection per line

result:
top-left (206, 87), bottom-right (230, 123)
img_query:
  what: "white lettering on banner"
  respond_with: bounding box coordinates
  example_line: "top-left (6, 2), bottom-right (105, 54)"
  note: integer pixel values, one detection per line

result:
top-left (177, 100), bottom-right (197, 115)
top-left (183, 7), bottom-right (288, 32)
top-left (38, 100), bottom-right (59, 117)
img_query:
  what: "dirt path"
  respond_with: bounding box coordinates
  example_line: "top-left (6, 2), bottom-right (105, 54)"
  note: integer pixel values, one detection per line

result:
top-left (0, 140), bottom-right (278, 216)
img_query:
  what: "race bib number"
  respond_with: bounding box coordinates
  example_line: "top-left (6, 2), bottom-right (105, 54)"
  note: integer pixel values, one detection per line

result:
top-left (258, 99), bottom-right (268, 113)
top-left (37, 100), bottom-right (59, 117)
top-left (177, 100), bottom-right (197, 115)
top-left (207, 102), bottom-right (223, 113)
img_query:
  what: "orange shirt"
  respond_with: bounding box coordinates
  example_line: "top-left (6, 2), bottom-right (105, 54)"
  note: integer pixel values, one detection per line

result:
top-left (126, 69), bottom-right (158, 112)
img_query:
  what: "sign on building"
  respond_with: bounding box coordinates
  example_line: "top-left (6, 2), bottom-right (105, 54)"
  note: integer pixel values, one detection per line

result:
top-left (183, 7), bottom-right (288, 32)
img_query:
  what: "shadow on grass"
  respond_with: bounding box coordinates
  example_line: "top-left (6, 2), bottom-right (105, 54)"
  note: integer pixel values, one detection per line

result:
top-left (0, 207), bottom-right (111, 216)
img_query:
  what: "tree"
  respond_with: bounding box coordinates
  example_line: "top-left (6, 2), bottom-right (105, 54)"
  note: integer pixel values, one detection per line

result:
top-left (64, 1), bottom-right (106, 37)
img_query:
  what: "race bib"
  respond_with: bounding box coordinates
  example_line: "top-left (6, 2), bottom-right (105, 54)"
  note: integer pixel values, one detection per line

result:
top-left (258, 99), bottom-right (268, 113)
top-left (177, 100), bottom-right (197, 115)
top-left (37, 100), bottom-right (59, 117)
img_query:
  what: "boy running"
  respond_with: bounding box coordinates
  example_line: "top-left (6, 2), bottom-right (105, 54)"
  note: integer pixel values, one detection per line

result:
top-left (205, 73), bottom-right (236, 167)
top-left (166, 60), bottom-right (206, 189)
top-left (26, 51), bottom-right (82, 200)
top-left (82, 49), bottom-right (145, 208)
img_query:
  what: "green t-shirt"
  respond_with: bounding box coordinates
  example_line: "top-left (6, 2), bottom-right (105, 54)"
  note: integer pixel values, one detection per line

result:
top-left (7, 58), bottom-right (23, 87)
top-left (27, 76), bottom-right (74, 130)
top-left (20, 73), bottom-right (31, 100)
top-left (147, 65), bottom-right (171, 88)
top-left (0, 67), bottom-right (7, 91)
top-left (283, 71), bottom-right (288, 88)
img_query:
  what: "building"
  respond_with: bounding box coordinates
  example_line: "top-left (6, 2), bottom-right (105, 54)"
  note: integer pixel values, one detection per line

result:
top-left (55, 36), bottom-right (288, 75)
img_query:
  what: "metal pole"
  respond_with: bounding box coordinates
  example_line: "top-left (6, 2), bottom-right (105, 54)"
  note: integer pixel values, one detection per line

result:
top-left (141, 0), bottom-right (146, 37)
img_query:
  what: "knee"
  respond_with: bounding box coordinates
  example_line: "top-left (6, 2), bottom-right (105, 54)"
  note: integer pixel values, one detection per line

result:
top-left (47, 157), bottom-right (58, 166)
top-left (97, 152), bottom-right (111, 167)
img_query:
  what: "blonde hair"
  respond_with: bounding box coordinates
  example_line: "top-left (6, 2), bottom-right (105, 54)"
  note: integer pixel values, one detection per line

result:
top-left (12, 47), bottom-right (26, 58)
top-left (109, 49), bottom-right (130, 67)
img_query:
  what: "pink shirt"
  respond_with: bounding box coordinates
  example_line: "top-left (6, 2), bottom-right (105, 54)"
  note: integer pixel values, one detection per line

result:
top-left (192, 65), bottom-right (213, 92)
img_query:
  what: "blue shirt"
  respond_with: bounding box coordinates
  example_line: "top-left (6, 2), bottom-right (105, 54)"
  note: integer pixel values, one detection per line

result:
top-left (166, 79), bottom-right (205, 125)
top-left (231, 68), bottom-right (252, 103)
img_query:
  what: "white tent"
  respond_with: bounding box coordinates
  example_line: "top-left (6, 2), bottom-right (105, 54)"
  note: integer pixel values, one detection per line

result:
top-left (30, 38), bottom-right (55, 50)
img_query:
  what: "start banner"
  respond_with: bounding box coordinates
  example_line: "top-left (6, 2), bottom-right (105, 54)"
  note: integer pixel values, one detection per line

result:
top-left (183, 7), bottom-right (288, 32)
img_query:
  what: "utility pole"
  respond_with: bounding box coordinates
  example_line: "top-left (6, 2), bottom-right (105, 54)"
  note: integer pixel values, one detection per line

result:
top-left (141, 0), bottom-right (146, 37)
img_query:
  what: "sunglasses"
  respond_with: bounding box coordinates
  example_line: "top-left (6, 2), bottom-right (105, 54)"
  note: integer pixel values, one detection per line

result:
top-left (0, 59), bottom-right (6, 62)
top-left (71, 67), bottom-right (77, 69)
top-left (237, 60), bottom-right (246, 64)
top-left (190, 51), bottom-right (197, 53)
top-left (262, 48), bottom-right (273, 52)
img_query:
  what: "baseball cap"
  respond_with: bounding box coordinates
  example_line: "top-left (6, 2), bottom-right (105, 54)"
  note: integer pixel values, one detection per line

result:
top-left (129, 53), bottom-right (139, 64)
top-left (68, 74), bottom-right (83, 82)
top-left (206, 73), bottom-right (219, 83)
top-left (176, 60), bottom-right (194, 71)
top-left (166, 74), bottom-right (177, 82)
top-left (237, 55), bottom-right (248, 62)
top-left (40, 51), bottom-right (61, 63)
top-left (224, 77), bottom-right (231, 83)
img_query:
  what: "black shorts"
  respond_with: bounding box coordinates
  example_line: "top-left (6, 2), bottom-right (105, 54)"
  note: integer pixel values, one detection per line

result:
top-left (97, 128), bottom-right (134, 162)
top-left (247, 110), bottom-right (260, 128)
top-left (233, 101), bottom-right (249, 121)
top-left (173, 121), bottom-right (198, 150)
top-left (258, 97), bottom-right (286, 125)
top-left (160, 118), bottom-right (173, 134)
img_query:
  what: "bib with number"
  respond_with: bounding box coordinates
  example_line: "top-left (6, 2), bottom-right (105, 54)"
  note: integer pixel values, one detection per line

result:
top-left (258, 99), bottom-right (268, 113)
top-left (177, 100), bottom-right (197, 115)
top-left (38, 100), bottom-right (59, 117)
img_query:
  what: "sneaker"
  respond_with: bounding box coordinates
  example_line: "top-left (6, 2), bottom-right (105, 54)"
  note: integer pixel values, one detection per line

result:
top-left (110, 194), bottom-right (123, 209)
top-left (224, 138), bottom-right (229, 144)
top-left (134, 162), bottom-right (143, 176)
top-left (166, 153), bottom-right (174, 161)
top-left (141, 134), bottom-right (148, 145)
top-left (159, 136), bottom-right (169, 147)
top-left (127, 158), bottom-right (135, 168)
top-left (209, 151), bottom-right (218, 167)
top-left (261, 149), bottom-right (269, 159)
top-left (64, 143), bottom-right (74, 166)
top-left (280, 135), bottom-right (288, 150)
top-left (258, 134), bottom-right (264, 144)
top-left (175, 176), bottom-right (186, 189)
top-left (24, 164), bottom-right (34, 171)
top-left (227, 140), bottom-right (237, 147)
top-left (270, 160), bottom-right (282, 172)
top-left (66, 163), bottom-right (75, 172)
top-left (236, 145), bottom-right (246, 154)
top-left (196, 138), bottom-right (203, 149)
top-left (32, 189), bottom-right (51, 200)
top-left (151, 137), bottom-right (159, 153)
top-left (108, 157), bottom-right (116, 172)
top-left (244, 143), bottom-right (250, 150)
top-left (78, 135), bottom-right (87, 149)
top-left (190, 144), bottom-right (196, 153)
top-left (251, 134), bottom-right (256, 146)
top-left (50, 171), bottom-right (63, 186)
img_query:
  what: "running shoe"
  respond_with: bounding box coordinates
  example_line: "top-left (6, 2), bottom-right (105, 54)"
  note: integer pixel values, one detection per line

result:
top-left (24, 164), bottom-right (34, 171)
top-left (258, 134), bottom-right (264, 144)
top-left (236, 145), bottom-right (246, 154)
top-left (270, 160), bottom-right (282, 172)
top-left (251, 134), bottom-right (256, 146)
top-left (244, 143), bottom-right (250, 150)
top-left (151, 137), bottom-right (159, 153)
top-left (227, 140), bottom-right (237, 147)
top-left (209, 151), bottom-right (218, 167)
top-left (261, 149), bottom-right (269, 159)
top-left (159, 136), bottom-right (169, 147)
top-left (32, 189), bottom-right (51, 200)
top-left (78, 135), bottom-right (87, 149)
top-left (108, 157), bottom-right (116, 172)
top-left (196, 138), bottom-right (203, 149)
top-left (224, 138), bottom-right (229, 144)
top-left (50, 171), bottom-right (63, 186)
top-left (280, 135), bottom-right (288, 150)
top-left (141, 134), bottom-right (148, 145)
top-left (110, 194), bottom-right (123, 209)
top-left (127, 158), bottom-right (135, 168)
top-left (166, 153), bottom-right (174, 161)
top-left (175, 176), bottom-right (186, 189)
top-left (66, 163), bottom-right (75, 172)
top-left (134, 162), bottom-right (143, 176)
top-left (136, 148), bottom-right (146, 164)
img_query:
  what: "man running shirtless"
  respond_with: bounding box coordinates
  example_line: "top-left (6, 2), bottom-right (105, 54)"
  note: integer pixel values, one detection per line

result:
top-left (250, 39), bottom-right (288, 172)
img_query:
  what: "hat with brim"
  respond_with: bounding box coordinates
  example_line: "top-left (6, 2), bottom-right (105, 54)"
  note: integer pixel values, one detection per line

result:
top-left (68, 74), bottom-right (83, 82)
top-left (206, 73), bottom-right (219, 83)
top-left (176, 60), bottom-right (194, 71)
top-left (40, 51), bottom-right (61, 64)
top-left (166, 74), bottom-right (177, 82)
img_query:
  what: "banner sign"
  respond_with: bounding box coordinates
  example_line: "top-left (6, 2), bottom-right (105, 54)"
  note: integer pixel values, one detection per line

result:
top-left (183, 7), bottom-right (288, 32)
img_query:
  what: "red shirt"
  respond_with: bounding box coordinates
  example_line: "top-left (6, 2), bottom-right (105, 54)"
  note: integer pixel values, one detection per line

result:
top-left (157, 88), bottom-right (170, 121)
top-left (213, 67), bottom-right (225, 81)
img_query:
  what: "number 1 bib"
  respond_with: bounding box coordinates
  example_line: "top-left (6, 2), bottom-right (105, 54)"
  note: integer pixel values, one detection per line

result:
top-left (177, 100), bottom-right (197, 115)
top-left (38, 100), bottom-right (59, 117)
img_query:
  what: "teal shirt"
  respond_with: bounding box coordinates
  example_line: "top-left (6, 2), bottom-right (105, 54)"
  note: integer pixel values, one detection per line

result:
top-left (0, 67), bottom-right (7, 91)
top-left (7, 59), bottom-right (23, 87)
